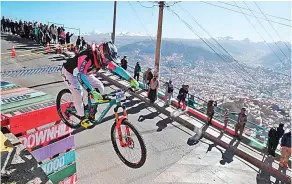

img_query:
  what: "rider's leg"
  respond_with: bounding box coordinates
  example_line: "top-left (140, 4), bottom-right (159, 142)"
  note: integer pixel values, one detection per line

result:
top-left (86, 74), bottom-right (105, 95)
top-left (61, 67), bottom-right (85, 117)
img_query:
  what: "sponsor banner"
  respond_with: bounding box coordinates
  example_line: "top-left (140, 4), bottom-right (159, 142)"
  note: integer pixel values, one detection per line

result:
top-left (1, 99), bottom-right (56, 115)
top-left (58, 173), bottom-right (77, 184)
top-left (31, 136), bottom-right (74, 162)
top-left (19, 123), bottom-right (73, 149)
top-left (49, 163), bottom-right (77, 184)
top-left (1, 91), bottom-right (47, 105)
top-left (40, 150), bottom-right (76, 175)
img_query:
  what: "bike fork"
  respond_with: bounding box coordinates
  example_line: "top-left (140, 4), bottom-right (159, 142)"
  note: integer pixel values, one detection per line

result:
top-left (114, 105), bottom-right (131, 147)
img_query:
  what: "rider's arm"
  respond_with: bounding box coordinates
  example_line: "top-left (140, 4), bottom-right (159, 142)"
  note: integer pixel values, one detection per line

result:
top-left (107, 61), bottom-right (139, 89)
top-left (76, 57), bottom-right (94, 93)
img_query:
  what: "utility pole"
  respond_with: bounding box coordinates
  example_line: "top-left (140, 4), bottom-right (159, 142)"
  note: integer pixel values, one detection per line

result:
top-left (112, 1), bottom-right (117, 44)
top-left (154, 1), bottom-right (164, 76)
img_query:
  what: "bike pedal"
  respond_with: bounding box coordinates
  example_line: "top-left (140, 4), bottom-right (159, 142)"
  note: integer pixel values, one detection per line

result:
top-left (81, 119), bottom-right (95, 129)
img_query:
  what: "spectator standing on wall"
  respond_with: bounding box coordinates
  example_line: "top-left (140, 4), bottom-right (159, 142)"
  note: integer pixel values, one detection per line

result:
top-left (164, 80), bottom-right (174, 107)
top-left (268, 123), bottom-right (284, 157)
top-left (66, 32), bottom-right (73, 44)
top-left (143, 68), bottom-right (151, 90)
top-left (280, 129), bottom-right (291, 167)
top-left (177, 85), bottom-right (189, 110)
top-left (222, 108), bottom-right (229, 132)
top-left (121, 56), bottom-right (128, 70)
top-left (148, 73), bottom-right (159, 104)
top-left (134, 62), bottom-right (141, 81)
top-left (206, 100), bottom-right (215, 125)
top-left (235, 108), bottom-right (247, 140)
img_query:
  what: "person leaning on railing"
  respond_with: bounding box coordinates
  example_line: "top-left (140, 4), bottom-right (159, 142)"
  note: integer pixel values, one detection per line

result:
top-left (280, 129), bottom-right (291, 168)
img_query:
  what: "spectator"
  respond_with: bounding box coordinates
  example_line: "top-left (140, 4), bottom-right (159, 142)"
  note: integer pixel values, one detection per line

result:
top-left (177, 85), bottom-right (189, 110)
top-left (223, 108), bottom-right (229, 132)
top-left (134, 62), bottom-right (141, 81)
top-left (279, 130), bottom-right (291, 168)
top-left (66, 32), bottom-right (73, 44)
top-left (121, 55), bottom-right (128, 70)
top-left (268, 123), bottom-right (284, 157)
top-left (76, 36), bottom-right (81, 48)
top-left (147, 68), bottom-right (153, 89)
top-left (143, 68), bottom-right (151, 90)
top-left (80, 37), bottom-right (86, 50)
top-left (164, 80), bottom-right (174, 107)
top-left (206, 100), bottom-right (215, 125)
top-left (148, 73), bottom-right (159, 104)
top-left (59, 28), bottom-right (66, 44)
top-left (235, 108), bottom-right (247, 140)
top-left (1, 16), bottom-right (5, 32)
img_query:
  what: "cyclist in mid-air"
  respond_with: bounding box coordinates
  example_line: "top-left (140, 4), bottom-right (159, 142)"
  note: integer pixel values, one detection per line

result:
top-left (61, 41), bottom-right (139, 129)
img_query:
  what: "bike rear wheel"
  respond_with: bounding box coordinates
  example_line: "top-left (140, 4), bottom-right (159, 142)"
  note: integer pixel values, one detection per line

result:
top-left (110, 119), bottom-right (147, 169)
top-left (56, 89), bottom-right (81, 129)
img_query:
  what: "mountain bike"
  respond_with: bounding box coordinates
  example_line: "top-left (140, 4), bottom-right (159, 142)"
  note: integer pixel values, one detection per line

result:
top-left (56, 87), bottom-right (147, 168)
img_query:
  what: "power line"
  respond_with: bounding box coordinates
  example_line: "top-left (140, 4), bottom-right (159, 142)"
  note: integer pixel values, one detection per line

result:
top-left (253, 2), bottom-right (291, 52)
top-left (233, 2), bottom-right (288, 69)
top-left (243, 2), bottom-right (290, 62)
top-left (177, 4), bottom-right (259, 84)
top-left (200, 1), bottom-right (291, 27)
top-left (167, 7), bottom-right (256, 85)
top-left (218, 1), bottom-right (291, 22)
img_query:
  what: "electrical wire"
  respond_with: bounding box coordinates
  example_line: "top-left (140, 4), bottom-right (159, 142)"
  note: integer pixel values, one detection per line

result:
top-left (177, 4), bottom-right (256, 82)
top-left (218, 1), bottom-right (291, 22)
top-left (200, 1), bottom-right (291, 27)
top-left (233, 1), bottom-right (289, 69)
top-left (253, 1), bottom-right (291, 52)
top-left (243, 2), bottom-right (290, 62)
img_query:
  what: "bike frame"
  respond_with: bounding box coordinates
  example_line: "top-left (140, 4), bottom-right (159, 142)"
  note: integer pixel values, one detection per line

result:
top-left (87, 94), bottom-right (131, 147)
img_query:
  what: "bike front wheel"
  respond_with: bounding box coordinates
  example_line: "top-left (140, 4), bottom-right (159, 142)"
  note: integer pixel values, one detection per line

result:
top-left (110, 120), bottom-right (147, 169)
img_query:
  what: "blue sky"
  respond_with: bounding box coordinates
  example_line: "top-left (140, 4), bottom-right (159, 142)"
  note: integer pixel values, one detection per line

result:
top-left (1, 1), bottom-right (291, 42)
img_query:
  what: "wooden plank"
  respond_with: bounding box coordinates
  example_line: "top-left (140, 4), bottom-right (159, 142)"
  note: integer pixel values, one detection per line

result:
top-left (19, 123), bottom-right (73, 150)
top-left (0, 87), bottom-right (29, 95)
top-left (48, 163), bottom-right (76, 184)
top-left (58, 173), bottom-right (77, 184)
top-left (40, 150), bottom-right (76, 175)
top-left (31, 136), bottom-right (75, 162)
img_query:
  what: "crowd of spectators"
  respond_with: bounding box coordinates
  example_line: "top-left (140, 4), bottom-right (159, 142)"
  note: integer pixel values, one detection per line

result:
top-left (1, 16), bottom-right (77, 47)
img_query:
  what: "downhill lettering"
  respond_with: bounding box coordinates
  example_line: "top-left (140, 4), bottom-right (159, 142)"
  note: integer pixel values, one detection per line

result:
top-left (20, 123), bottom-right (73, 149)
top-left (59, 173), bottom-right (77, 184)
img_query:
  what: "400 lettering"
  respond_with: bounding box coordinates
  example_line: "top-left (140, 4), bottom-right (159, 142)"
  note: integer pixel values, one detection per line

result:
top-left (1, 94), bottom-right (31, 104)
top-left (1, 92), bottom-right (46, 105)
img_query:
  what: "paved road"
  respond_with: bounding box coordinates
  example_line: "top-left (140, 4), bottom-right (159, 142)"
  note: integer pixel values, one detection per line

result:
top-left (1, 36), bottom-right (268, 184)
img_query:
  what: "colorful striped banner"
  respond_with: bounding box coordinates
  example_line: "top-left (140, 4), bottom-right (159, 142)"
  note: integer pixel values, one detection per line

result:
top-left (40, 150), bottom-right (76, 175)
top-left (0, 81), bottom-right (12, 86)
top-left (31, 136), bottom-right (74, 162)
top-left (48, 163), bottom-right (77, 184)
top-left (0, 83), bottom-right (21, 91)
